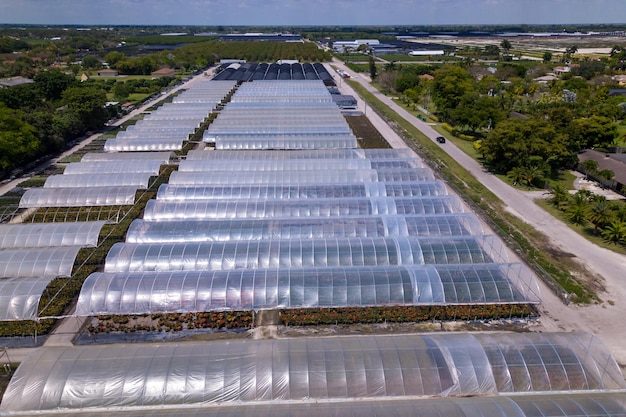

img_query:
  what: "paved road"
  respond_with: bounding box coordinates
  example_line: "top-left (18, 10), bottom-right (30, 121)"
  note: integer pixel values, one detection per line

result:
top-left (328, 60), bottom-right (626, 366)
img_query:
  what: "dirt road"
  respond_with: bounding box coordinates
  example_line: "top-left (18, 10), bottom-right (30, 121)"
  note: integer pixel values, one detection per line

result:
top-left (328, 60), bottom-right (626, 367)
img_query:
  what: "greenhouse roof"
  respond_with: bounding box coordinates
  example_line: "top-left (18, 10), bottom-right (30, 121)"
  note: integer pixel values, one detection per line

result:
top-left (2, 333), bottom-right (622, 413)
top-left (125, 214), bottom-right (484, 242)
top-left (3, 394), bottom-right (626, 417)
top-left (0, 246), bottom-right (81, 278)
top-left (19, 187), bottom-right (138, 208)
top-left (0, 277), bottom-right (55, 320)
top-left (155, 182), bottom-right (449, 201)
top-left (76, 263), bottom-right (541, 316)
top-left (44, 173), bottom-right (151, 189)
top-left (81, 152), bottom-right (173, 163)
top-left (0, 221), bottom-right (106, 249)
top-left (63, 161), bottom-right (163, 175)
top-left (104, 138), bottom-right (184, 152)
top-left (186, 148), bottom-right (417, 160)
top-left (102, 236), bottom-right (508, 273)
top-left (141, 196), bottom-right (466, 221)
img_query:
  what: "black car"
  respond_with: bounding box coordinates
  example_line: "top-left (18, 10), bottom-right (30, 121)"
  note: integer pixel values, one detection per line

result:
top-left (436, 136), bottom-right (446, 143)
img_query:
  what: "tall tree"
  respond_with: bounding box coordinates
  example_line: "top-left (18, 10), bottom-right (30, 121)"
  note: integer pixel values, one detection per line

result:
top-left (369, 54), bottom-right (377, 80)
top-left (0, 104), bottom-right (42, 172)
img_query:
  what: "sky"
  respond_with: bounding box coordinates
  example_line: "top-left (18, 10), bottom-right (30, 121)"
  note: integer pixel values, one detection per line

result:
top-left (1, 0), bottom-right (626, 26)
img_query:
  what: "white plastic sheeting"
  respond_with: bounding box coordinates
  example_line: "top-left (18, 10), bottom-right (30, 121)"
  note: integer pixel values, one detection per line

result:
top-left (104, 138), bottom-right (184, 152)
top-left (187, 148), bottom-right (418, 161)
top-left (2, 333), bottom-right (623, 413)
top-left (76, 263), bottom-right (541, 315)
top-left (63, 161), bottom-right (163, 175)
top-left (44, 173), bottom-right (151, 189)
top-left (103, 236), bottom-right (508, 273)
top-left (0, 277), bottom-right (54, 320)
top-left (179, 158), bottom-right (377, 172)
top-left (213, 136), bottom-right (359, 150)
top-left (81, 152), bottom-right (173, 162)
top-left (5, 394), bottom-right (626, 417)
top-left (155, 182), bottom-right (449, 201)
top-left (126, 214), bottom-right (483, 243)
top-left (0, 246), bottom-right (81, 278)
top-left (0, 221), bottom-right (105, 249)
top-left (19, 187), bottom-right (137, 208)
top-left (141, 197), bottom-right (465, 221)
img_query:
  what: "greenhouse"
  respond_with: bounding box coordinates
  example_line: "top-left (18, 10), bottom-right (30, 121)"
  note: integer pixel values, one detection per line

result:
top-left (186, 148), bottom-right (418, 160)
top-left (2, 333), bottom-right (623, 413)
top-left (76, 263), bottom-right (541, 315)
top-left (81, 152), bottom-right (173, 162)
top-left (0, 221), bottom-right (105, 249)
top-left (0, 277), bottom-right (56, 320)
top-left (43, 173), bottom-right (152, 189)
top-left (141, 197), bottom-right (466, 221)
top-left (19, 186), bottom-right (138, 208)
top-left (178, 158), bottom-right (376, 171)
top-left (0, 246), bottom-right (81, 278)
top-left (102, 236), bottom-right (508, 273)
top-left (125, 214), bottom-right (484, 243)
top-left (213, 135), bottom-right (359, 150)
top-left (62, 160), bottom-right (163, 175)
top-left (103, 138), bottom-right (184, 152)
top-left (3, 394), bottom-right (626, 417)
top-left (155, 182), bottom-right (449, 201)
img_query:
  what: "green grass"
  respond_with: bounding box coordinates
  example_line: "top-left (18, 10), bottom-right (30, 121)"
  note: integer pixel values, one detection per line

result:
top-left (348, 79), bottom-right (596, 304)
top-left (17, 176), bottom-right (47, 188)
top-left (537, 199), bottom-right (626, 256)
top-left (615, 124), bottom-right (626, 146)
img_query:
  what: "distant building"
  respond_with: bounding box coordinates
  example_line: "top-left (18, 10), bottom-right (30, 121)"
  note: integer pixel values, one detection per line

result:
top-left (0, 76), bottom-right (34, 88)
top-left (97, 69), bottom-right (119, 77)
top-left (220, 33), bottom-right (302, 42)
top-left (578, 149), bottom-right (626, 194)
top-left (151, 68), bottom-right (176, 78)
top-left (418, 74), bottom-right (434, 81)
top-left (408, 50), bottom-right (445, 56)
top-left (333, 39), bottom-right (380, 53)
top-left (612, 74), bottom-right (626, 86)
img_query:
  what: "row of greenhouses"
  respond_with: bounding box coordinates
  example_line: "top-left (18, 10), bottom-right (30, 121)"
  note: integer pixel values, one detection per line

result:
top-left (4, 80), bottom-right (239, 321)
top-left (0, 221), bottom-right (106, 319)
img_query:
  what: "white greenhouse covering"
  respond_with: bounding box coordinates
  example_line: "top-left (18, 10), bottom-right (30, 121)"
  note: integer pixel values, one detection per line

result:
top-left (141, 197), bottom-right (466, 221)
top-left (0, 246), bottom-right (81, 278)
top-left (155, 182), bottom-right (449, 200)
top-left (0, 277), bottom-right (55, 320)
top-left (103, 138), bottom-right (184, 152)
top-left (2, 333), bottom-right (623, 413)
top-left (76, 263), bottom-right (541, 315)
top-left (125, 214), bottom-right (484, 243)
top-left (81, 152), bottom-right (173, 163)
top-left (62, 160), bottom-right (163, 175)
top-left (213, 135), bottom-right (359, 150)
top-left (3, 394), bottom-right (626, 417)
top-left (178, 158), bottom-right (377, 171)
top-left (103, 236), bottom-right (508, 273)
top-left (186, 148), bottom-right (417, 160)
top-left (0, 221), bottom-right (105, 249)
top-left (19, 187), bottom-right (137, 208)
top-left (43, 173), bottom-right (152, 189)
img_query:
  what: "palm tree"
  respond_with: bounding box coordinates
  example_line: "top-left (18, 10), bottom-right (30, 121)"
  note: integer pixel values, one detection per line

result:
top-left (580, 159), bottom-right (598, 180)
top-left (506, 167), bottom-right (525, 186)
top-left (601, 221), bottom-right (626, 245)
top-left (544, 183), bottom-right (569, 210)
top-left (587, 199), bottom-right (614, 234)
top-left (566, 202), bottom-right (588, 226)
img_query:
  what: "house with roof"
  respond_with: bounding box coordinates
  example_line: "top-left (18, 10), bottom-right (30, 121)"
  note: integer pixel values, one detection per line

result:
top-left (578, 149), bottom-right (626, 195)
top-left (0, 76), bottom-right (34, 88)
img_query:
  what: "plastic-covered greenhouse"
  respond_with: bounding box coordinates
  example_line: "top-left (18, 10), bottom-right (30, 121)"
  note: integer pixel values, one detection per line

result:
top-left (19, 186), bottom-right (138, 207)
top-left (104, 138), bottom-right (184, 152)
top-left (212, 135), bottom-right (359, 150)
top-left (155, 182), bottom-right (449, 200)
top-left (0, 221), bottom-right (105, 248)
top-left (0, 277), bottom-right (57, 320)
top-left (141, 197), bottom-right (466, 221)
top-left (76, 263), bottom-right (541, 315)
top-left (0, 246), bottom-right (81, 278)
top-left (81, 151), bottom-right (173, 162)
top-left (62, 160), bottom-right (163, 175)
top-left (126, 214), bottom-right (484, 242)
top-left (43, 173), bottom-right (152, 189)
top-left (102, 236), bottom-right (509, 273)
top-left (186, 148), bottom-right (418, 160)
top-left (2, 333), bottom-right (623, 414)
